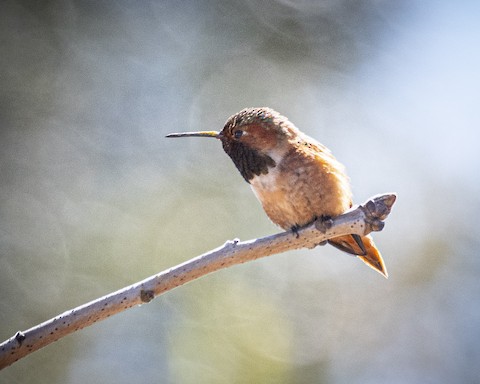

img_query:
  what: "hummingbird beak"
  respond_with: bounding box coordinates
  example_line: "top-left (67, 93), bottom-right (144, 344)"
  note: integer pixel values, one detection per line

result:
top-left (166, 131), bottom-right (221, 139)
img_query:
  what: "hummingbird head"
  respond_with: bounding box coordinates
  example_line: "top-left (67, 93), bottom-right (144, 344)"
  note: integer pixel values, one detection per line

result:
top-left (166, 107), bottom-right (298, 182)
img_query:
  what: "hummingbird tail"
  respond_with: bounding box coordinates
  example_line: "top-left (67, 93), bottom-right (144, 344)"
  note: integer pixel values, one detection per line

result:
top-left (328, 234), bottom-right (388, 278)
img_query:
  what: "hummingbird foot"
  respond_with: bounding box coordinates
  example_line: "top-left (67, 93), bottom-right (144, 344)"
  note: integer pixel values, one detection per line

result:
top-left (291, 224), bottom-right (301, 239)
top-left (314, 215), bottom-right (333, 234)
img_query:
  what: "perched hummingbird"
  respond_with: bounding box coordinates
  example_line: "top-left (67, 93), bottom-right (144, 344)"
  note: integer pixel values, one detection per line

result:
top-left (167, 107), bottom-right (387, 277)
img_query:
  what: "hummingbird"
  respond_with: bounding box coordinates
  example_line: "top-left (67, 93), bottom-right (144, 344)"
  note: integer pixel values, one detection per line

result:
top-left (166, 107), bottom-right (387, 278)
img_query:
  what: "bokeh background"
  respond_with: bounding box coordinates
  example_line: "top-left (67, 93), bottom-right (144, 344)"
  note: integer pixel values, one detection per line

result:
top-left (1, 1), bottom-right (479, 383)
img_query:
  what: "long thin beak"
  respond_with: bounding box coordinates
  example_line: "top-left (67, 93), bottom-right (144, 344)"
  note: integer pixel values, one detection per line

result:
top-left (166, 131), bottom-right (220, 139)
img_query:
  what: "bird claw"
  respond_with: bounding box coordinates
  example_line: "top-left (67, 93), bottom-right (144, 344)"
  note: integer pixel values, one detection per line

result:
top-left (291, 225), bottom-right (300, 239)
top-left (314, 215), bottom-right (333, 234)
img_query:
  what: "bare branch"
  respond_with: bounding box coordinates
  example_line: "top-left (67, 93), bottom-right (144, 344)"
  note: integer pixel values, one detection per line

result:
top-left (0, 193), bottom-right (396, 370)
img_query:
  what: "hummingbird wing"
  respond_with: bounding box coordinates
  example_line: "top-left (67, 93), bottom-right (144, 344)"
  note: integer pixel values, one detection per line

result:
top-left (328, 234), bottom-right (388, 278)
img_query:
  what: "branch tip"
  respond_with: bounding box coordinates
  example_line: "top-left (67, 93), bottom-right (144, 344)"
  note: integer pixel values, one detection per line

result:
top-left (361, 193), bottom-right (397, 233)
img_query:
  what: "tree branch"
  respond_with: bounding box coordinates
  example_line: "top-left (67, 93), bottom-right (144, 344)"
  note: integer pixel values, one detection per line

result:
top-left (0, 193), bottom-right (396, 370)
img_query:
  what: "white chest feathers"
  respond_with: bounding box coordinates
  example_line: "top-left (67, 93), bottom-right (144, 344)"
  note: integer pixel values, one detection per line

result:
top-left (249, 166), bottom-right (280, 203)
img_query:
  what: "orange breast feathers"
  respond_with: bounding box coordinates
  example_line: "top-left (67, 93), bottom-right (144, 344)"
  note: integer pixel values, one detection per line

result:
top-left (250, 139), bottom-right (352, 230)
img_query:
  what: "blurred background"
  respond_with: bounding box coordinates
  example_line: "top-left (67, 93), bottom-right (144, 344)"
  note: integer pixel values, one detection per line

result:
top-left (1, 0), bottom-right (479, 383)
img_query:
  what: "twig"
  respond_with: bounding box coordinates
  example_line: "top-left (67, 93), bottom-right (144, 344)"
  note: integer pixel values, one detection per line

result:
top-left (0, 193), bottom-right (396, 370)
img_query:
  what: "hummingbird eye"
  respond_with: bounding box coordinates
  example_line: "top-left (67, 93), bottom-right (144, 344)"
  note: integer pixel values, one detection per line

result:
top-left (234, 130), bottom-right (244, 139)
